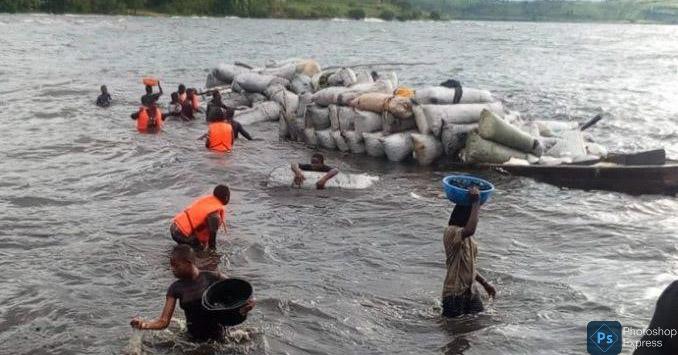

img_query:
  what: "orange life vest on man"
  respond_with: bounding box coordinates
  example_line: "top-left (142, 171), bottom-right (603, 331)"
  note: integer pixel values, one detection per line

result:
top-left (137, 106), bottom-right (163, 133)
top-left (207, 122), bottom-right (234, 152)
top-left (172, 195), bottom-right (225, 246)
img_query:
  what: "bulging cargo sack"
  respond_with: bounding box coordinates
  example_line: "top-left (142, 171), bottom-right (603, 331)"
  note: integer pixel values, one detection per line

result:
top-left (267, 165), bottom-right (378, 190)
top-left (381, 131), bottom-right (416, 162)
top-left (205, 73), bottom-right (222, 89)
top-left (311, 71), bottom-right (334, 91)
top-left (246, 92), bottom-right (267, 105)
top-left (327, 68), bottom-right (357, 87)
top-left (386, 96), bottom-right (414, 119)
top-left (304, 127), bottom-right (318, 147)
top-left (330, 105), bottom-right (357, 132)
top-left (331, 130), bottom-right (350, 152)
top-left (213, 64), bottom-right (250, 84)
top-left (264, 84), bottom-right (299, 117)
top-left (461, 132), bottom-right (528, 164)
top-left (343, 131), bottom-right (365, 154)
top-left (312, 86), bottom-right (350, 107)
top-left (441, 122), bottom-right (477, 156)
top-left (350, 93), bottom-right (413, 119)
top-left (296, 59), bottom-right (321, 77)
top-left (291, 74), bottom-right (313, 95)
top-left (234, 72), bottom-right (289, 93)
top-left (478, 109), bottom-right (540, 155)
top-left (545, 130), bottom-right (587, 158)
top-left (411, 133), bottom-right (443, 166)
top-left (355, 69), bottom-right (374, 84)
top-left (278, 116), bottom-right (289, 139)
top-left (363, 132), bottom-right (385, 158)
top-left (336, 81), bottom-right (393, 106)
top-left (316, 129), bottom-right (336, 150)
top-left (394, 86), bottom-right (415, 98)
top-left (296, 93), bottom-right (313, 119)
top-left (383, 112), bottom-right (417, 134)
top-left (234, 101), bottom-right (281, 126)
top-left (305, 105), bottom-right (330, 130)
top-left (258, 64), bottom-right (297, 81)
top-left (421, 102), bottom-right (505, 137)
top-left (535, 120), bottom-right (579, 137)
top-left (213, 91), bottom-right (250, 108)
top-left (354, 110), bottom-right (383, 135)
top-left (414, 86), bottom-right (494, 105)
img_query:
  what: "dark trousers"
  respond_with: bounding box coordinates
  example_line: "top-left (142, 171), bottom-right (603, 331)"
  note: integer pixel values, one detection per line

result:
top-left (170, 223), bottom-right (200, 248)
top-left (442, 289), bottom-right (484, 318)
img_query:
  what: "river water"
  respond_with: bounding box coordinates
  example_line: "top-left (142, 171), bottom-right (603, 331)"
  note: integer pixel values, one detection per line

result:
top-left (1, 14), bottom-right (677, 355)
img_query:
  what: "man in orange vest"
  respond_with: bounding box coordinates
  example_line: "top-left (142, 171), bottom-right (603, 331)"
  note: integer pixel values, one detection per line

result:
top-left (170, 185), bottom-right (230, 250)
top-left (200, 108), bottom-right (235, 152)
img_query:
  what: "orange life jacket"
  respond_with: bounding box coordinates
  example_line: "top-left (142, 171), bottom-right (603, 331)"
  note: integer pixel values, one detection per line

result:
top-left (207, 122), bottom-right (234, 152)
top-left (137, 106), bottom-right (163, 133)
top-left (173, 195), bottom-right (225, 246)
top-left (178, 92), bottom-right (187, 103)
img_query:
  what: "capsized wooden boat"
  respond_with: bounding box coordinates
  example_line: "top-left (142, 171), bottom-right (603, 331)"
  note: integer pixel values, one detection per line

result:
top-left (488, 150), bottom-right (678, 195)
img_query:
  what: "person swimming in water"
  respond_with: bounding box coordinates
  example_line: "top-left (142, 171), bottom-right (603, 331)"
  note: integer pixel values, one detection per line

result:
top-left (441, 186), bottom-right (496, 318)
top-left (141, 81), bottom-right (163, 107)
top-left (291, 153), bottom-right (339, 189)
top-left (130, 245), bottom-right (255, 342)
top-left (96, 85), bottom-right (111, 108)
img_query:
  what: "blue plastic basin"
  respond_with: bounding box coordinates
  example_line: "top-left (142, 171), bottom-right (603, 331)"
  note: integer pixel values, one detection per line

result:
top-left (442, 175), bottom-right (495, 205)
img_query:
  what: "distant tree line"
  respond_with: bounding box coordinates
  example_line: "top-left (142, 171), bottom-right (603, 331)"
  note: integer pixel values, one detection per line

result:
top-left (1, 0), bottom-right (676, 24)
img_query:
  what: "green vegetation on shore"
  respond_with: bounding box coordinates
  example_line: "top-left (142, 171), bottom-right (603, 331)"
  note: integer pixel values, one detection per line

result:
top-left (1, 0), bottom-right (677, 24)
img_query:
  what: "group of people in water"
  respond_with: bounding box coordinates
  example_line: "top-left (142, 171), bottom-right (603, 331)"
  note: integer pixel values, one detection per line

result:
top-left (93, 80), bottom-right (677, 354)
top-left (94, 80), bottom-right (497, 342)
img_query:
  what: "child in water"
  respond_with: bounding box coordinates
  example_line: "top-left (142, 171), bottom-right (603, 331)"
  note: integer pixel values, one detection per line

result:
top-left (441, 186), bottom-right (496, 318)
top-left (130, 245), bottom-right (255, 342)
top-left (96, 85), bottom-right (111, 107)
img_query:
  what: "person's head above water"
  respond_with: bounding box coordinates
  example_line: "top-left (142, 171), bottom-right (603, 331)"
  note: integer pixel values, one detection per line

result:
top-left (448, 204), bottom-right (472, 227)
top-left (213, 184), bottom-right (230, 205)
top-left (187, 88), bottom-right (196, 98)
top-left (178, 84), bottom-right (186, 94)
top-left (100, 85), bottom-right (108, 94)
top-left (223, 107), bottom-right (235, 121)
top-left (311, 153), bottom-right (325, 168)
top-left (170, 92), bottom-right (179, 103)
top-left (145, 85), bottom-right (153, 94)
top-left (212, 90), bottom-right (222, 102)
top-left (170, 245), bottom-right (197, 279)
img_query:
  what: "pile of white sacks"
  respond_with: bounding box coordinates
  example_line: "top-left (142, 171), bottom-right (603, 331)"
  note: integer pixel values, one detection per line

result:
top-left (206, 58), bottom-right (606, 166)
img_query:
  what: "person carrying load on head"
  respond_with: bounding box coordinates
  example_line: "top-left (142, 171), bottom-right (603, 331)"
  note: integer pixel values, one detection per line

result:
top-left (130, 99), bottom-right (165, 133)
top-left (130, 245), bottom-right (255, 342)
top-left (441, 186), bottom-right (496, 318)
top-left (141, 80), bottom-right (163, 107)
top-left (199, 108), bottom-right (234, 153)
top-left (291, 153), bottom-right (339, 190)
top-left (96, 85), bottom-right (111, 108)
top-left (170, 185), bottom-right (230, 250)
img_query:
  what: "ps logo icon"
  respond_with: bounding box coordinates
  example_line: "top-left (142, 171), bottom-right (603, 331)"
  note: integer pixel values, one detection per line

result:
top-left (587, 321), bottom-right (622, 354)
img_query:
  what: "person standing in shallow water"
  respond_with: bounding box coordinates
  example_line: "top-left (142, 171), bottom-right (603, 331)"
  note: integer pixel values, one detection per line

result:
top-left (96, 85), bottom-right (111, 107)
top-left (442, 186), bottom-right (496, 318)
top-left (130, 245), bottom-right (255, 342)
top-left (170, 185), bottom-right (230, 250)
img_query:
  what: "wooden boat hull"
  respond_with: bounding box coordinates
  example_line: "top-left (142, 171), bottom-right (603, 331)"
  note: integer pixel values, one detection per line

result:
top-left (491, 163), bottom-right (678, 195)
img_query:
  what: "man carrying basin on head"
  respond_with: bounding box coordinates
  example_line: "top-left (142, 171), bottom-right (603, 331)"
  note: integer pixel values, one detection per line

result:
top-left (130, 245), bottom-right (255, 342)
top-left (170, 185), bottom-right (230, 250)
top-left (291, 153), bottom-right (339, 190)
top-left (442, 186), bottom-right (497, 318)
top-left (141, 81), bottom-right (163, 107)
